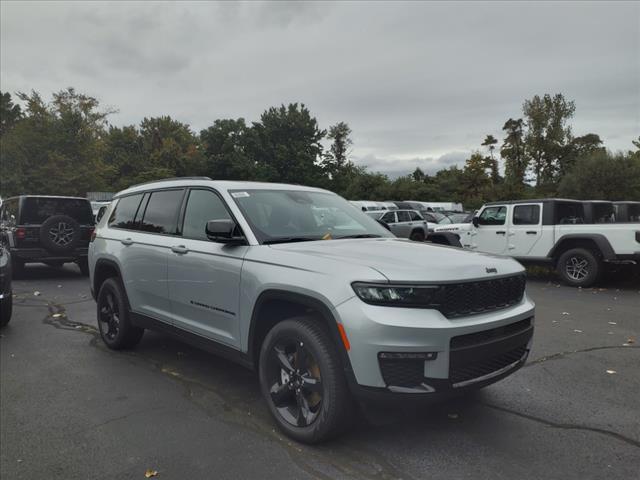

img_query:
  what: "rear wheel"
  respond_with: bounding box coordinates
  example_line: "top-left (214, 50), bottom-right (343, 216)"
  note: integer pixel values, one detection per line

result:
top-left (96, 278), bottom-right (144, 349)
top-left (409, 230), bottom-right (425, 242)
top-left (258, 317), bottom-right (353, 443)
top-left (557, 248), bottom-right (601, 287)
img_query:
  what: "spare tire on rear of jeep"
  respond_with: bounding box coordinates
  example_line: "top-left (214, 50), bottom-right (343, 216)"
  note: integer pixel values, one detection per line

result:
top-left (40, 215), bottom-right (80, 254)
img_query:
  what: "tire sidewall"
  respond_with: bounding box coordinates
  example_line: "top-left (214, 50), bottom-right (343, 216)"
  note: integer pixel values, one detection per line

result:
top-left (410, 230), bottom-right (425, 242)
top-left (40, 215), bottom-right (80, 254)
top-left (96, 278), bottom-right (131, 349)
top-left (558, 248), bottom-right (599, 287)
top-left (258, 318), bottom-right (344, 443)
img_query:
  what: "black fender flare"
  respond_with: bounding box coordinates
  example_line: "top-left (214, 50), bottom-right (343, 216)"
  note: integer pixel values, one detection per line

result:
top-left (547, 234), bottom-right (615, 261)
top-left (247, 289), bottom-right (354, 376)
top-left (92, 258), bottom-right (123, 300)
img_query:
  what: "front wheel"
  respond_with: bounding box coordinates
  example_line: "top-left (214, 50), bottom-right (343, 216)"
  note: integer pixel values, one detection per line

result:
top-left (96, 278), bottom-right (144, 349)
top-left (259, 317), bottom-right (354, 444)
top-left (0, 293), bottom-right (12, 327)
top-left (409, 230), bottom-right (425, 242)
top-left (557, 248), bottom-right (601, 287)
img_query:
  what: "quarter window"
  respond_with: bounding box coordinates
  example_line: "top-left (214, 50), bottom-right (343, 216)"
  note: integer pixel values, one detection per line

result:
top-left (139, 189), bottom-right (184, 234)
top-left (409, 211), bottom-right (422, 221)
top-left (513, 205), bottom-right (540, 225)
top-left (109, 194), bottom-right (144, 230)
top-left (182, 190), bottom-right (231, 240)
top-left (478, 206), bottom-right (507, 226)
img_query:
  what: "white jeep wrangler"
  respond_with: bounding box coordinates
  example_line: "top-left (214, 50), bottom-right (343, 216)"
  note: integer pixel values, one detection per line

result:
top-left (456, 199), bottom-right (640, 287)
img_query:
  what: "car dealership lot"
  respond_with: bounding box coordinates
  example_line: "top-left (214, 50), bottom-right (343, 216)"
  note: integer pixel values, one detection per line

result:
top-left (1, 266), bottom-right (638, 480)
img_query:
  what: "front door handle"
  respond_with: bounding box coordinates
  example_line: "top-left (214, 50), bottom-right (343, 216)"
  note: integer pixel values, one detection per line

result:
top-left (171, 245), bottom-right (189, 255)
top-left (526, 231), bottom-right (537, 235)
top-left (496, 231), bottom-right (506, 235)
top-left (121, 238), bottom-right (133, 246)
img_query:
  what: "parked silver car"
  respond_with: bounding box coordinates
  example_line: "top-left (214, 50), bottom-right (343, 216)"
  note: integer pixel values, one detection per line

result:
top-left (367, 209), bottom-right (429, 240)
top-left (89, 178), bottom-right (535, 443)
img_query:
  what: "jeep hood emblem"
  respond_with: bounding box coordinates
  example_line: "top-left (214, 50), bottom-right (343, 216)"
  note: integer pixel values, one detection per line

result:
top-left (486, 267), bottom-right (498, 274)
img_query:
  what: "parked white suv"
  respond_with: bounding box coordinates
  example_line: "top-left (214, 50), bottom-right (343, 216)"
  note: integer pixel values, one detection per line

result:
top-left (464, 199), bottom-right (640, 287)
top-left (89, 178), bottom-right (535, 443)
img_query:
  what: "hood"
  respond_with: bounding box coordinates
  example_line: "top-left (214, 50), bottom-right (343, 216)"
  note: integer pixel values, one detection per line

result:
top-left (269, 238), bottom-right (523, 282)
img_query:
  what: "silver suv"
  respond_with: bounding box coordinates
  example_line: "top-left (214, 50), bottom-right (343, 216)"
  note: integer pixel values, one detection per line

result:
top-left (89, 178), bottom-right (535, 443)
top-left (366, 209), bottom-right (429, 240)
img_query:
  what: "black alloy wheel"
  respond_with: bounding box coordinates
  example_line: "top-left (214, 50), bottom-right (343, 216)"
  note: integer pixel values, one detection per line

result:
top-left (96, 278), bottom-right (144, 349)
top-left (99, 289), bottom-right (121, 342)
top-left (267, 338), bottom-right (323, 427)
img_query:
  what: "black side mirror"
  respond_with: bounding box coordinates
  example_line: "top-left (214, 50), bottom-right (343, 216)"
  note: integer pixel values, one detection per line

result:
top-left (206, 219), bottom-right (245, 244)
top-left (472, 217), bottom-right (479, 227)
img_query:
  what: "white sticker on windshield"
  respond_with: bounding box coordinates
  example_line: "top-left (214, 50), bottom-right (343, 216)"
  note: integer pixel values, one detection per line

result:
top-left (231, 191), bottom-right (250, 198)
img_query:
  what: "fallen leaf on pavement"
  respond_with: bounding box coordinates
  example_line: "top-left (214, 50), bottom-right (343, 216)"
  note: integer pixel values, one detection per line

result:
top-left (608, 322), bottom-right (617, 325)
top-left (52, 313), bottom-right (62, 318)
top-left (573, 329), bottom-right (583, 333)
top-left (447, 413), bottom-right (458, 419)
top-left (33, 291), bottom-right (41, 296)
top-left (561, 312), bottom-right (570, 315)
top-left (144, 470), bottom-right (158, 478)
top-left (606, 370), bottom-right (616, 375)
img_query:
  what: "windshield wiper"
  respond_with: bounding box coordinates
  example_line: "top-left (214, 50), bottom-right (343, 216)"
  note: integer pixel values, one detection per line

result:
top-left (263, 236), bottom-right (322, 245)
top-left (335, 234), bottom-right (383, 239)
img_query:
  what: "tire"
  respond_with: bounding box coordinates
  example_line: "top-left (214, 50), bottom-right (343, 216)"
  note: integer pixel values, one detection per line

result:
top-left (96, 278), bottom-right (144, 350)
top-left (77, 258), bottom-right (89, 276)
top-left (39, 215), bottom-right (80, 254)
top-left (0, 293), bottom-right (12, 328)
top-left (409, 230), bottom-right (425, 242)
top-left (258, 316), bottom-right (354, 444)
top-left (557, 248), bottom-right (601, 287)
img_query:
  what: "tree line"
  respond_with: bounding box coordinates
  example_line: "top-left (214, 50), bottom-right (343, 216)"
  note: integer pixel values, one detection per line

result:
top-left (1, 88), bottom-right (638, 206)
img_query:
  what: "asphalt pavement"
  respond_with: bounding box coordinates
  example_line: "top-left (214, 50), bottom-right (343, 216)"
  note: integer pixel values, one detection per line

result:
top-left (1, 264), bottom-right (639, 480)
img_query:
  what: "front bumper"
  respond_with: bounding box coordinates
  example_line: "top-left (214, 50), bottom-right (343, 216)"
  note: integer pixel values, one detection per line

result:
top-left (336, 294), bottom-right (535, 397)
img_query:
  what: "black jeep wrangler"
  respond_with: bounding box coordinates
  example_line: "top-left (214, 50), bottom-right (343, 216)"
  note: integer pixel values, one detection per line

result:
top-left (0, 196), bottom-right (95, 277)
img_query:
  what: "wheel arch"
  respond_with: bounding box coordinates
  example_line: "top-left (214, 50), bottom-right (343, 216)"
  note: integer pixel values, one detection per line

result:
top-left (93, 258), bottom-right (123, 300)
top-left (548, 234), bottom-right (615, 263)
top-left (247, 290), bottom-right (353, 375)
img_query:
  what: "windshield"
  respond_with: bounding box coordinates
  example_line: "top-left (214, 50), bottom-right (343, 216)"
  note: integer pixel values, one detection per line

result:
top-left (440, 213), bottom-right (472, 224)
top-left (230, 189), bottom-right (393, 244)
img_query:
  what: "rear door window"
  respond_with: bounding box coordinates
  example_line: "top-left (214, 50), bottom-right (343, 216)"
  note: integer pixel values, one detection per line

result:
top-left (139, 189), bottom-right (184, 234)
top-left (409, 211), bottom-right (422, 221)
top-left (381, 212), bottom-right (396, 223)
top-left (181, 189), bottom-right (231, 240)
top-left (397, 211), bottom-right (411, 223)
top-left (109, 194), bottom-right (144, 230)
top-left (20, 197), bottom-right (94, 225)
top-left (513, 205), bottom-right (540, 225)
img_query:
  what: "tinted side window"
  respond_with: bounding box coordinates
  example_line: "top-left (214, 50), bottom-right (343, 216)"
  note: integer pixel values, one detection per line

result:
top-left (478, 206), bottom-right (507, 226)
top-left (21, 198), bottom-right (94, 224)
top-left (397, 211), bottom-right (411, 222)
top-left (182, 190), bottom-right (231, 240)
top-left (139, 189), bottom-right (184, 234)
top-left (381, 212), bottom-right (396, 223)
top-left (556, 203), bottom-right (584, 224)
top-left (513, 205), bottom-right (540, 225)
top-left (109, 194), bottom-right (144, 230)
top-left (409, 211), bottom-right (422, 221)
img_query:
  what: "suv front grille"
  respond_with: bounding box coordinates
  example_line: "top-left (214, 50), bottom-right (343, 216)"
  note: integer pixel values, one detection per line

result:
top-left (449, 345), bottom-right (527, 384)
top-left (435, 274), bottom-right (526, 318)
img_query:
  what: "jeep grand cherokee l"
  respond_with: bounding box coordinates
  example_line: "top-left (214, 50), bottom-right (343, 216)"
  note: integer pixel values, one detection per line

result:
top-left (89, 177), bottom-right (535, 443)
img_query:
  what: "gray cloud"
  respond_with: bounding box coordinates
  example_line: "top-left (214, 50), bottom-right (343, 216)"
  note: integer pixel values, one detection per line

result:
top-left (1, 1), bottom-right (638, 177)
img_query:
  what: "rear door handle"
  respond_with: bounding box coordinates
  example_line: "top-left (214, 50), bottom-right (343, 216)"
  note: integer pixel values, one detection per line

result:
top-left (171, 245), bottom-right (189, 254)
top-left (496, 231), bottom-right (506, 235)
top-left (121, 238), bottom-right (133, 246)
top-left (526, 231), bottom-right (537, 235)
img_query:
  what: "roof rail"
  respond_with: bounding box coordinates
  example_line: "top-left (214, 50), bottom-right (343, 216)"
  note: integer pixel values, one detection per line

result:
top-left (127, 176), bottom-right (212, 189)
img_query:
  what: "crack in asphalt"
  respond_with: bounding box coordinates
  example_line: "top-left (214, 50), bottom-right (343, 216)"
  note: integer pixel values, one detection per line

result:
top-left (40, 300), bottom-right (414, 480)
top-left (526, 345), bottom-right (640, 367)
top-left (481, 403), bottom-right (640, 448)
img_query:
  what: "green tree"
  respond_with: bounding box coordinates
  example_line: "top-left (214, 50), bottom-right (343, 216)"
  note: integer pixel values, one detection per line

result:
top-left (558, 150), bottom-right (640, 200)
top-left (501, 118), bottom-right (527, 187)
top-left (251, 103), bottom-right (327, 185)
top-left (200, 118), bottom-right (255, 180)
top-left (462, 152), bottom-right (492, 206)
top-left (523, 93), bottom-right (575, 187)
top-left (0, 92), bottom-right (23, 136)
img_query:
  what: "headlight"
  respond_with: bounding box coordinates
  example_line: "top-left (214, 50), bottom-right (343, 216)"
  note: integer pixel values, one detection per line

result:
top-left (352, 282), bottom-right (440, 307)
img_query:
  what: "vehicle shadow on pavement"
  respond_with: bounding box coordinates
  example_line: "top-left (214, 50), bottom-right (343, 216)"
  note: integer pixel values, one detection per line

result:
top-left (15, 263), bottom-right (84, 280)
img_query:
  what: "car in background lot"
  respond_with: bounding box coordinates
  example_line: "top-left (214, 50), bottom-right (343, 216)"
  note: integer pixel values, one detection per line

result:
top-left (0, 242), bottom-right (12, 326)
top-left (465, 199), bottom-right (640, 287)
top-left (0, 195), bottom-right (95, 277)
top-left (366, 209), bottom-right (430, 240)
top-left (89, 178), bottom-right (534, 443)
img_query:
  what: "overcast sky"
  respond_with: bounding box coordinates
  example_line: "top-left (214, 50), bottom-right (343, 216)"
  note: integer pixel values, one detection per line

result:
top-left (1, 1), bottom-right (638, 177)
